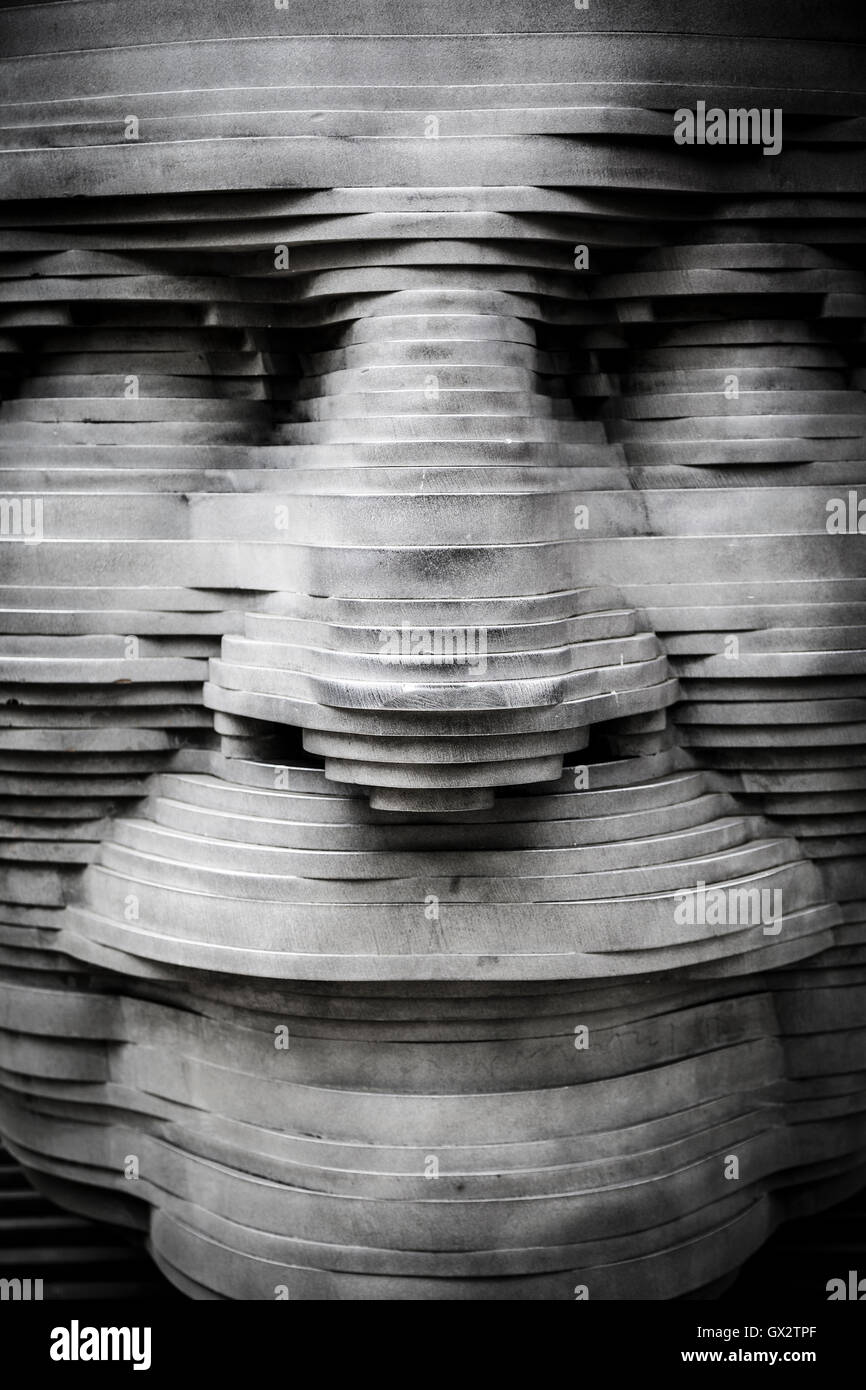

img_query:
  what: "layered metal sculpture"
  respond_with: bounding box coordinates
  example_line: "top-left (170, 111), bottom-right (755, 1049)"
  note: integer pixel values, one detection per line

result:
top-left (0, 0), bottom-right (864, 1298)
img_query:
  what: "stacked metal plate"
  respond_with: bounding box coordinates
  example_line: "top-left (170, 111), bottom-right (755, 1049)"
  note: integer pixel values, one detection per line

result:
top-left (0, 0), bottom-right (864, 1299)
top-left (0, 1139), bottom-right (179, 1301)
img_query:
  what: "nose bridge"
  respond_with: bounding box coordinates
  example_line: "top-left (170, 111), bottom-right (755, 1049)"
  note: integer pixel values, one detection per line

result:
top-left (206, 278), bottom-right (671, 811)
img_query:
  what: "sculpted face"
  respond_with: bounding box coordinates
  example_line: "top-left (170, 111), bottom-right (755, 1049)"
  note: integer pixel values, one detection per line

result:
top-left (0, 1), bottom-right (864, 1299)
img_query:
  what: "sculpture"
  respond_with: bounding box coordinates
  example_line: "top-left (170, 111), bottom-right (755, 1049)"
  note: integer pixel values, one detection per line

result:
top-left (0, 0), bottom-right (864, 1298)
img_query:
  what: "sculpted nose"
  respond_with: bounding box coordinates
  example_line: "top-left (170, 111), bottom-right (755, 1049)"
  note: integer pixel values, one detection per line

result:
top-left (206, 279), bottom-right (674, 811)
